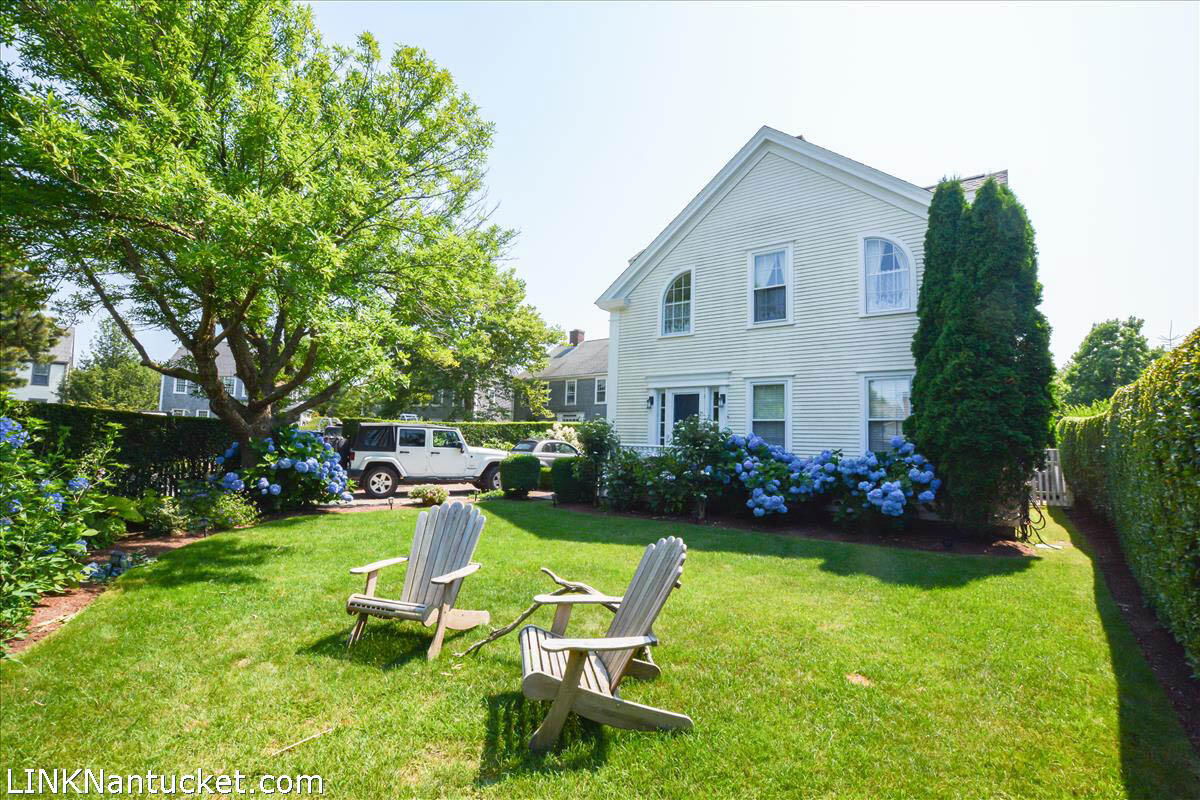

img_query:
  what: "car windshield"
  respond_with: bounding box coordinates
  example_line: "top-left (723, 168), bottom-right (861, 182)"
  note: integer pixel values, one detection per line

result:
top-left (512, 440), bottom-right (536, 452)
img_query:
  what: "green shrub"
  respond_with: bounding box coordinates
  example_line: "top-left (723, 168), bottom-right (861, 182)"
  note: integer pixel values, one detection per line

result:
top-left (136, 490), bottom-right (187, 536)
top-left (0, 411), bottom-right (134, 649)
top-left (538, 467), bottom-right (553, 491)
top-left (500, 454), bottom-right (541, 498)
top-left (409, 485), bottom-right (449, 506)
top-left (20, 402), bottom-right (227, 497)
top-left (551, 457), bottom-right (591, 504)
top-left (340, 419), bottom-right (580, 448)
top-left (215, 427), bottom-right (351, 511)
top-left (177, 481), bottom-right (259, 532)
top-left (1058, 327), bottom-right (1200, 672)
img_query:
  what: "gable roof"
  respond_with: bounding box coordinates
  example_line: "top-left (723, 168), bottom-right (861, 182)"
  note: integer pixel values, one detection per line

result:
top-left (923, 170), bottom-right (1008, 201)
top-left (595, 126), bottom-right (936, 311)
top-left (531, 338), bottom-right (609, 379)
top-left (167, 341), bottom-right (238, 374)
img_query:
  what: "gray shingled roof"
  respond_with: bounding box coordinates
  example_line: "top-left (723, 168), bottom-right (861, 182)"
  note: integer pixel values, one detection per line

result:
top-left (168, 341), bottom-right (238, 373)
top-left (533, 338), bottom-right (608, 379)
top-left (923, 170), bottom-right (1008, 199)
top-left (48, 327), bottom-right (74, 364)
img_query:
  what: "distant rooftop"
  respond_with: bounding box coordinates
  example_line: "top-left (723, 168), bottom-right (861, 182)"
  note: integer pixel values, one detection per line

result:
top-left (530, 338), bottom-right (609, 380)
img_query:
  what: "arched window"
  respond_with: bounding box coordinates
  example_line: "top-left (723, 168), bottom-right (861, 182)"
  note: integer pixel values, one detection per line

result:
top-left (662, 271), bottom-right (692, 335)
top-left (863, 237), bottom-right (912, 313)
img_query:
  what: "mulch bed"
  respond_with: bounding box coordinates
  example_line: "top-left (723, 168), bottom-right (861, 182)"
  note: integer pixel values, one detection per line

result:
top-left (1065, 507), bottom-right (1200, 753)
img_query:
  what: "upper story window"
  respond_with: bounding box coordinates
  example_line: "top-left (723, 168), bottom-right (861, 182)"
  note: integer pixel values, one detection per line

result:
top-left (863, 237), bottom-right (912, 314)
top-left (595, 378), bottom-right (607, 404)
top-left (30, 363), bottom-right (51, 386)
top-left (173, 377), bottom-right (194, 395)
top-left (564, 379), bottom-right (577, 406)
top-left (221, 376), bottom-right (240, 398)
top-left (661, 271), bottom-right (692, 336)
top-left (748, 245), bottom-right (792, 325)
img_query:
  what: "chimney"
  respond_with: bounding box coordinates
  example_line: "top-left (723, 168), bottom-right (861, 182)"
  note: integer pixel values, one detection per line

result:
top-left (569, 329), bottom-right (585, 346)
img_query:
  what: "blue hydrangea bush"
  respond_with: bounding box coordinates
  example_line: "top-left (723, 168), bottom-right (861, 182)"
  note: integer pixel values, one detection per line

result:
top-left (211, 426), bottom-right (352, 511)
top-left (722, 433), bottom-right (940, 523)
top-left (0, 413), bottom-right (138, 650)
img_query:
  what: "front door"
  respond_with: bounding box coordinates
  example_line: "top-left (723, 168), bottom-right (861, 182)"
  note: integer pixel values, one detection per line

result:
top-left (669, 392), bottom-right (701, 440)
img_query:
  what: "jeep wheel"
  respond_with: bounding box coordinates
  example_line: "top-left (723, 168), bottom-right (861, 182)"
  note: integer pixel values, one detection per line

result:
top-left (362, 465), bottom-right (399, 498)
top-left (476, 464), bottom-right (501, 492)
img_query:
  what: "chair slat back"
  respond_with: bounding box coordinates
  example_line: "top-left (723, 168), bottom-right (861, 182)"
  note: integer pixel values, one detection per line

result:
top-left (600, 536), bottom-right (686, 686)
top-left (400, 502), bottom-right (486, 608)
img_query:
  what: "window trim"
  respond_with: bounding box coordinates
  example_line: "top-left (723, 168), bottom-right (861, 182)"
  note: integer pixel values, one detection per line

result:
top-left (195, 409), bottom-right (211, 419)
top-left (745, 376), bottom-right (792, 448)
top-left (746, 243), bottom-right (794, 328)
top-left (858, 233), bottom-right (917, 317)
top-left (171, 409), bottom-right (187, 417)
top-left (564, 379), bottom-right (577, 406)
top-left (861, 371), bottom-right (914, 453)
top-left (173, 377), bottom-right (191, 395)
top-left (30, 362), bottom-right (52, 387)
top-left (594, 377), bottom-right (607, 404)
top-left (658, 267), bottom-right (695, 338)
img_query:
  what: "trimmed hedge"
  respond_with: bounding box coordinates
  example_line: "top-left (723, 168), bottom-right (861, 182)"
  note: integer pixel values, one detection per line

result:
top-left (20, 403), bottom-right (227, 498)
top-left (500, 454), bottom-right (541, 497)
top-left (550, 457), bottom-right (590, 504)
top-left (341, 418), bottom-right (579, 448)
top-left (1058, 327), bottom-right (1200, 672)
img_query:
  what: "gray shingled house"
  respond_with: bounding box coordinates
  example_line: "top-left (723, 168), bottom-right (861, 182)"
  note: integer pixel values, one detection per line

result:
top-left (157, 342), bottom-right (247, 417)
top-left (515, 330), bottom-right (609, 421)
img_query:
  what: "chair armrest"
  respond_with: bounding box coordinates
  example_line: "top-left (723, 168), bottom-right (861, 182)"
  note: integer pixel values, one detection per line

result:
top-left (533, 593), bottom-right (623, 605)
top-left (349, 556), bottom-right (407, 575)
top-left (541, 635), bottom-right (657, 653)
top-left (431, 562), bottom-right (481, 585)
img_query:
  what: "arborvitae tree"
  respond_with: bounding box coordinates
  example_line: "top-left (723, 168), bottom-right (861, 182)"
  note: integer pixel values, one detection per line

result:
top-left (907, 180), bottom-right (966, 443)
top-left (909, 179), bottom-right (1054, 528)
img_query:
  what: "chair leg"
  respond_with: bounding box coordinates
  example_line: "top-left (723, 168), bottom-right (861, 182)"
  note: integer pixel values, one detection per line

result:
top-left (427, 601), bottom-right (452, 660)
top-left (529, 650), bottom-right (587, 752)
top-left (347, 613), bottom-right (369, 648)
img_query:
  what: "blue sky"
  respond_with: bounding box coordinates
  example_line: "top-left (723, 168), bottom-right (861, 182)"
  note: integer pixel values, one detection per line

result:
top-left (72, 1), bottom-right (1199, 364)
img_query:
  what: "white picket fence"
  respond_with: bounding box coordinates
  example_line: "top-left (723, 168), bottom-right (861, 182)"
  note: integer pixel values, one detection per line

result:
top-left (1032, 448), bottom-right (1072, 507)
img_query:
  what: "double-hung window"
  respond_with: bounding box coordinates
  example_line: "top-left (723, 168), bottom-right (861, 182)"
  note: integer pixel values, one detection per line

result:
top-left (749, 381), bottom-right (788, 447)
top-left (865, 375), bottom-right (913, 452)
top-left (594, 378), bottom-right (607, 404)
top-left (661, 271), bottom-right (692, 336)
top-left (221, 376), bottom-right (238, 398)
top-left (863, 237), bottom-right (912, 313)
top-left (564, 379), bottom-right (577, 406)
top-left (30, 363), bottom-right (51, 386)
top-left (173, 377), bottom-right (193, 395)
top-left (749, 246), bottom-right (790, 325)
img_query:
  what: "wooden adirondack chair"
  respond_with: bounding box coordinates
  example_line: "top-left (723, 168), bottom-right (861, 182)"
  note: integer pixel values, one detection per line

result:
top-left (519, 536), bottom-right (691, 751)
top-left (346, 501), bottom-right (488, 659)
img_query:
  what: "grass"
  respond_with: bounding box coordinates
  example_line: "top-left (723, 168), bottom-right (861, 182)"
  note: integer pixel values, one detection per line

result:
top-left (2, 502), bottom-right (1197, 799)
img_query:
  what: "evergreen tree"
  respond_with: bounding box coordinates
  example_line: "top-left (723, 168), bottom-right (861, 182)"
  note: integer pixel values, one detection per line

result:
top-left (58, 319), bottom-right (160, 410)
top-left (907, 180), bottom-right (965, 442)
top-left (0, 261), bottom-right (61, 388)
top-left (909, 179), bottom-right (1054, 527)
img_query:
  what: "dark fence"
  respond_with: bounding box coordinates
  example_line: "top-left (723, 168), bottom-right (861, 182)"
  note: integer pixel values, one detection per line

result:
top-left (21, 403), bottom-right (228, 497)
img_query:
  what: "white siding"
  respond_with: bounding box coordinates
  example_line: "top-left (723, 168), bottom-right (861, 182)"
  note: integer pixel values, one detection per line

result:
top-left (613, 150), bottom-right (926, 456)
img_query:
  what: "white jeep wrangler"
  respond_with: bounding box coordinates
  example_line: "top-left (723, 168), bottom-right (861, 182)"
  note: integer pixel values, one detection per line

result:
top-left (347, 423), bottom-right (508, 498)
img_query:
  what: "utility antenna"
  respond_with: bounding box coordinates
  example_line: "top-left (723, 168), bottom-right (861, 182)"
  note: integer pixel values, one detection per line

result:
top-left (1158, 322), bottom-right (1179, 351)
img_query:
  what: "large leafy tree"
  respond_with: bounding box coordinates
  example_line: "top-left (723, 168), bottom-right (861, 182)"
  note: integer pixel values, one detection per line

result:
top-left (1059, 317), bottom-right (1162, 406)
top-left (2, 0), bottom-right (508, 461)
top-left (908, 179), bottom-right (1055, 528)
top-left (0, 261), bottom-right (60, 388)
top-left (58, 318), bottom-right (160, 410)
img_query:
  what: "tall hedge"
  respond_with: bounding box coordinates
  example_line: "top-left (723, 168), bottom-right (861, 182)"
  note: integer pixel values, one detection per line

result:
top-left (19, 403), bottom-right (227, 497)
top-left (1058, 327), bottom-right (1200, 671)
top-left (341, 418), bottom-right (578, 447)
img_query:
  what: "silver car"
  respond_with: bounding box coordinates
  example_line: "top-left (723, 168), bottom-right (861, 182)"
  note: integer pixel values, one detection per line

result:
top-left (511, 438), bottom-right (580, 468)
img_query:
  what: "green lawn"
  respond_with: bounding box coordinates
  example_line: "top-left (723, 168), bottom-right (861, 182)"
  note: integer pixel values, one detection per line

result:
top-left (2, 503), bottom-right (1196, 799)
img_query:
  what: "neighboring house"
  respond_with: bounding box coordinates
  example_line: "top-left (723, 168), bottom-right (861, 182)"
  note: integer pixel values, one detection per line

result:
top-left (515, 330), bottom-right (609, 422)
top-left (157, 343), bottom-right (247, 417)
top-left (10, 327), bottom-right (75, 403)
top-left (403, 385), bottom-right (514, 421)
top-left (595, 126), bottom-right (1005, 453)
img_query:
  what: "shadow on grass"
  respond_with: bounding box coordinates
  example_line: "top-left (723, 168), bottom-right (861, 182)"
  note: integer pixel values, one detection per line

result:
top-left (475, 691), bottom-right (608, 784)
top-left (118, 537), bottom-right (284, 590)
top-left (1050, 507), bottom-right (1200, 798)
top-left (481, 500), bottom-right (1036, 590)
top-left (298, 621), bottom-right (471, 672)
